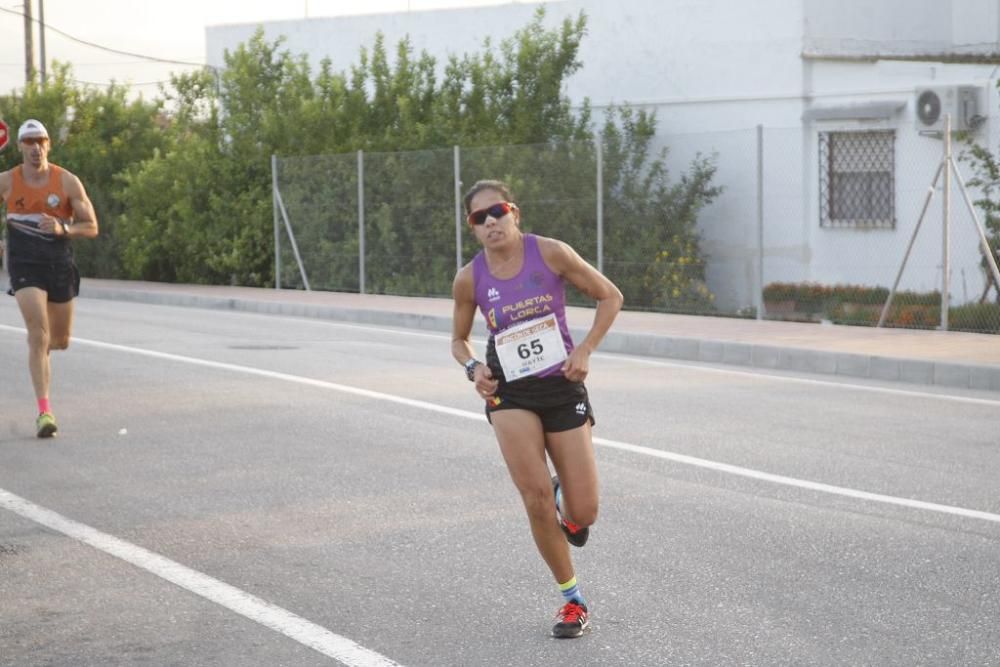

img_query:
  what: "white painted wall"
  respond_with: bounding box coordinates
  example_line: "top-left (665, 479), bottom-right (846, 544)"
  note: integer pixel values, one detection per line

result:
top-left (207, 0), bottom-right (1000, 311)
top-left (804, 0), bottom-right (1000, 56)
top-left (206, 3), bottom-right (557, 83)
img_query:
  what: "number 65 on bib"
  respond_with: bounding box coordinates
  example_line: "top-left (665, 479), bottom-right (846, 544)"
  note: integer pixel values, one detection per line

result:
top-left (494, 313), bottom-right (568, 381)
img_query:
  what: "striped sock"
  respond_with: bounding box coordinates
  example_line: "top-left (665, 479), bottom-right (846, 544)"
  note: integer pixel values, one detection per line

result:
top-left (559, 576), bottom-right (586, 606)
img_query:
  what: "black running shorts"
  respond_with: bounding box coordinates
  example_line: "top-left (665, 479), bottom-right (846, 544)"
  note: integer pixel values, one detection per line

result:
top-left (485, 374), bottom-right (595, 433)
top-left (7, 259), bottom-right (80, 304)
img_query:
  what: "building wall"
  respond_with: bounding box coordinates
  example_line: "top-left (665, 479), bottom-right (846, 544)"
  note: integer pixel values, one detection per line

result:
top-left (803, 55), bottom-right (998, 306)
top-left (207, 0), bottom-right (1000, 310)
top-left (803, 0), bottom-right (1000, 57)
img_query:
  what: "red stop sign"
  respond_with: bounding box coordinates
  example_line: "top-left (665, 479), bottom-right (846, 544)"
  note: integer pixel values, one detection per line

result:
top-left (0, 119), bottom-right (8, 151)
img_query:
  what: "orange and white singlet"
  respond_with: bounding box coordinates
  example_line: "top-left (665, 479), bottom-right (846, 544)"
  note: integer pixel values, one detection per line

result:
top-left (3, 164), bottom-right (74, 263)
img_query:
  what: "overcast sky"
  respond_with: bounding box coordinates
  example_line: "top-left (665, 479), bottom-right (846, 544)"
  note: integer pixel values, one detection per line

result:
top-left (0, 0), bottom-right (522, 98)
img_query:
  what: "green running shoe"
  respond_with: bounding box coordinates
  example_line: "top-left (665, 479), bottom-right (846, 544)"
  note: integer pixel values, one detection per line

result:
top-left (36, 412), bottom-right (58, 438)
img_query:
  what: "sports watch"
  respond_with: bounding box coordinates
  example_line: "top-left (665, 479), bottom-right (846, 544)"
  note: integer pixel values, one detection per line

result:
top-left (464, 358), bottom-right (481, 381)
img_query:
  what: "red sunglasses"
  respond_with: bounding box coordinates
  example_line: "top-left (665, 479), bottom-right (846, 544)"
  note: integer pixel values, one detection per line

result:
top-left (467, 201), bottom-right (517, 226)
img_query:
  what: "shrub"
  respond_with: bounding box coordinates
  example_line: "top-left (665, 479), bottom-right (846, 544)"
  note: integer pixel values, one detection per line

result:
top-left (948, 303), bottom-right (1000, 334)
top-left (764, 281), bottom-right (1000, 332)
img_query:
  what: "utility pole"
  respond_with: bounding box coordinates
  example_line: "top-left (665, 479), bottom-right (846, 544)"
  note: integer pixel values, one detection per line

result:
top-left (38, 0), bottom-right (46, 85)
top-left (23, 1), bottom-right (35, 84)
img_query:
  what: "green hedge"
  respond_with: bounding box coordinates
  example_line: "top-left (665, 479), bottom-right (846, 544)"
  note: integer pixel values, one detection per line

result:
top-left (763, 282), bottom-right (1000, 333)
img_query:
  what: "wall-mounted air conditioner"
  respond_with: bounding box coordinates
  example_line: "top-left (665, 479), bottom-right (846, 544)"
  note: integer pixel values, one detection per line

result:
top-left (915, 86), bottom-right (985, 132)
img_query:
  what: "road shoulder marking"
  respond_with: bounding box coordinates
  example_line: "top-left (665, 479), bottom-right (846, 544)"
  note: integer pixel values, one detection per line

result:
top-left (0, 488), bottom-right (401, 667)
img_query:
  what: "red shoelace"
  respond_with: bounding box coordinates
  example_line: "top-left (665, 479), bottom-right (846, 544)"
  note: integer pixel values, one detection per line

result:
top-left (557, 601), bottom-right (586, 623)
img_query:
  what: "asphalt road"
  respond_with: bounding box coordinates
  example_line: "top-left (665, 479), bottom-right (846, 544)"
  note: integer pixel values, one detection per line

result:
top-left (1, 298), bottom-right (998, 667)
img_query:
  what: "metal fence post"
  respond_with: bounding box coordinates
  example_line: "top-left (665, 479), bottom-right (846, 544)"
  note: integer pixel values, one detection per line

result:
top-left (358, 149), bottom-right (366, 295)
top-left (941, 114), bottom-right (951, 330)
top-left (756, 124), bottom-right (764, 320)
top-left (596, 138), bottom-right (603, 273)
top-left (454, 145), bottom-right (463, 271)
top-left (271, 154), bottom-right (281, 290)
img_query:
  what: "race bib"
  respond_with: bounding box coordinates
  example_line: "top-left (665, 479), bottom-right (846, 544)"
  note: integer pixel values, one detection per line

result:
top-left (495, 313), bottom-right (568, 381)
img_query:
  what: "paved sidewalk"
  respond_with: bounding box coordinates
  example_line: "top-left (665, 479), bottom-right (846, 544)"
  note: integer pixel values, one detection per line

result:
top-left (80, 278), bottom-right (1000, 392)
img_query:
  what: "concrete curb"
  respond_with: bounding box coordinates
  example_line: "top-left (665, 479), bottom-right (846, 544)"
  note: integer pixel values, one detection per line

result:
top-left (590, 330), bottom-right (1000, 391)
top-left (82, 286), bottom-right (476, 334)
top-left (81, 286), bottom-right (1000, 393)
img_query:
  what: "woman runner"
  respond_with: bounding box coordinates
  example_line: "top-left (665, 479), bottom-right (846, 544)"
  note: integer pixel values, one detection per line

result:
top-left (451, 179), bottom-right (623, 638)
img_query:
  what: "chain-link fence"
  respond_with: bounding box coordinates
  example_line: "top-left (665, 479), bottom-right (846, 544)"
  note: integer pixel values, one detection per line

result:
top-left (274, 122), bottom-right (1000, 334)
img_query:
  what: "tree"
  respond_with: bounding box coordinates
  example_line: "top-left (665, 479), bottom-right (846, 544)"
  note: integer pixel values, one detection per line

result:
top-left (0, 64), bottom-right (167, 277)
top-left (117, 66), bottom-right (274, 285)
top-left (4, 7), bottom-right (722, 314)
top-left (600, 106), bottom-right (720, 311)
top-left (117, 11), bottom-right (601, 289)
top-left (272, 9), bottom-right (719, 309)
top-left (963, 136), bottom-right (1000, 302)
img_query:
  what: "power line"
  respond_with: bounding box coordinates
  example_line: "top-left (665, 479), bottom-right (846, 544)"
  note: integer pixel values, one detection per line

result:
top-left (0, 6), bottom-right (215, 70)
top-left (69, 78), bottom-right (171, 88)
top-left (1, 61), bottom-right (183, 68)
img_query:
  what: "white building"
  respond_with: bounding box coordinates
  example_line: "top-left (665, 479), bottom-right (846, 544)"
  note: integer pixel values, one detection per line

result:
top-left (207, 0), bottom-right (1000, 311)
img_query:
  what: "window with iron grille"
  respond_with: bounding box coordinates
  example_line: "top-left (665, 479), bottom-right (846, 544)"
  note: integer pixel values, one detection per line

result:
top-left (819, 130), bottom-right (895, 228)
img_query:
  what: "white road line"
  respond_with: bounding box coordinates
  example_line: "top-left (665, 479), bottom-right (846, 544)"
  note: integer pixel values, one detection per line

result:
top-left (10, 326), bottom-right (998, 526)
top-left (4, 316), bottom-right (997, 405)
top-left (599, 353), bottom-right (1000, 407)
top-left (591, 439), bottom-right (1000, 524)
top-left (1, 324), bottom-right (998, 663)
top-left (0, 488), bottom-right (402, 667)
top-left (205, 317), bottom-right (1000, 407)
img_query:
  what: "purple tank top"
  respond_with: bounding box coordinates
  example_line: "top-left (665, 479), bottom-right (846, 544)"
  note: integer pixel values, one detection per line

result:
top-left (473, 234), bottom-right (574, 378)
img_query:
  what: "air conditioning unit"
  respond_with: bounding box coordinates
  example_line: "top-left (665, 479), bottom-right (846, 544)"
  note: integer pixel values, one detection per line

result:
top-left (915, 86), bottom-right (985, 132)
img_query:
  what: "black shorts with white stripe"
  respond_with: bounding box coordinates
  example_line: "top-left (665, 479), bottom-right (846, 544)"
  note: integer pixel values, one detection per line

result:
top-left (485, 374), bottom-right (595, 433)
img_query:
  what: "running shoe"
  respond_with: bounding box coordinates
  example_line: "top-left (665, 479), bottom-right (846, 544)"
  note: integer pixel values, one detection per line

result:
top-left (552, 600), bottom-right (589, 638)
top-left (36, 412), bottom-right (58, 438)
top-left (551, 475), bottom-right (589, 547)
